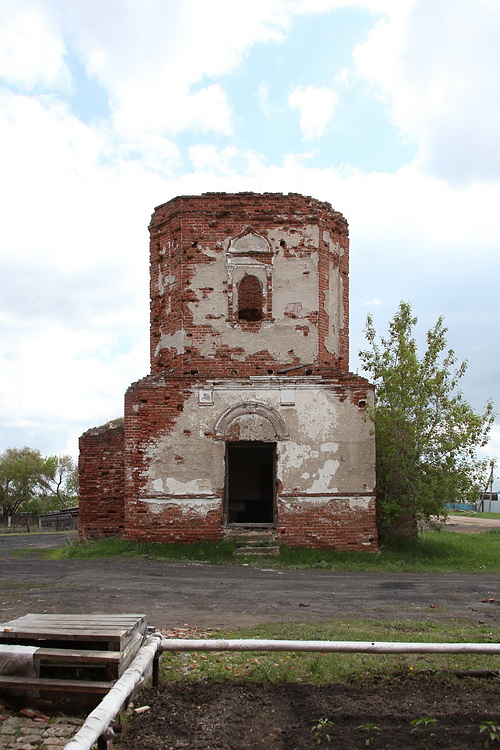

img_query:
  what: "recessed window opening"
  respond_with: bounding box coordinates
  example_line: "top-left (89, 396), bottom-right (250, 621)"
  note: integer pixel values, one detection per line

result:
top-left (238, 275), bottom-right (263, 322)
top-left (226, 442), bottom-right (275, 524)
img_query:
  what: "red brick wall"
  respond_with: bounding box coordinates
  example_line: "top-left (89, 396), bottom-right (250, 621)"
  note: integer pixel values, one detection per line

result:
top-left (122, 374), bottom-right (225, 543)
top-left (78, 425), bottom-right (125, 538)
top-left (277, 497), bottom-right (378, 550)
top-left (78, 192), bottom-right (377, 550)
top-left (149, 192), bottom-right (350, 377)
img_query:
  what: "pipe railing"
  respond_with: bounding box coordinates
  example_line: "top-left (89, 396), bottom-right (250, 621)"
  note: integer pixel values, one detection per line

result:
top-left (157, 638), bottom-right (500, 655)
top-left (64, 634), bottom-right (162, 750)
top-left (64, 635), bottom-right (500, 750)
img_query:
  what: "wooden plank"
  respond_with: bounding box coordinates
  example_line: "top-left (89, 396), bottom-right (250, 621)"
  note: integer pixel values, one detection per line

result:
top-left (0, 674), bottom-right (113, 694)
top-left (0, 625), bottom-right (144, 642)
top-left (2, 613), bottom-right (146, 622)
top-left (34, 648), bottom-right (122, 665)
top-left (1, 621), bottom-right (146, 632)
top-left (117, 631), bottom-right (146, 677)
top-left (2, 616), bottom-right (145, 630)
top-left (0, 614), bottom-right (147, 635)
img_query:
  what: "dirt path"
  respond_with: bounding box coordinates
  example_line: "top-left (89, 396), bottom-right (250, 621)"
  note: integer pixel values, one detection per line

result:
top-left (1, 534), bottom-right (499, 630)
top-left (444, 514), bottom-right (500, 533)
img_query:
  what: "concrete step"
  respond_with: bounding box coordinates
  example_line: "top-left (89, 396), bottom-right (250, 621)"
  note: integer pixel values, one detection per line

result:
top-left (224, 528), bottom-right (279, 556)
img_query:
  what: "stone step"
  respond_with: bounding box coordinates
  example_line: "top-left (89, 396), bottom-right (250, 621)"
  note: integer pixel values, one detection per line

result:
top-left (224, 528), bottom-right (276, 539)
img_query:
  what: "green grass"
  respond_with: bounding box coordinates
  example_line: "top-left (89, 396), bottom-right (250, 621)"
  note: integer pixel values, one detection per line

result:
top-left (159, 619), bottom-right (500, 685)
top-left (9, 547), bottom-right (54, 558)
top-left (55, 536), bottom-right (239, 562)
top-left (53, 531), bottom-right (500, 573)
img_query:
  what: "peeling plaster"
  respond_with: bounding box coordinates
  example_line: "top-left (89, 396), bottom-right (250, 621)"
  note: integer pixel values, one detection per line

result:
top-left (309, 459), bottom-right (340, 493)
top-left (140, 376), bottom-right (374, 504)
top-left (157, 271), bottom-right (175, 298)
top-left (280, 495), bottom-right (373, 512)
top-left (151, 476), bottom-right (213, 495)
top-left (323, 261), bottom-right (342, 355)
top-left (321, 442), bottom-right (339, 452)
top-left (156, 226), bottom-right (321, 364)
top-left (140, 497), bottom-right (219, 516)
top-left (280, 443), bottom-right (318, 470)
top-left (155, 329), bottom-right (186, 356)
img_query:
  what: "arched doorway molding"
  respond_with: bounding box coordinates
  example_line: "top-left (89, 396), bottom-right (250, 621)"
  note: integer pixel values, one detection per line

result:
top-left (214, 402), bottom-right (289, 441)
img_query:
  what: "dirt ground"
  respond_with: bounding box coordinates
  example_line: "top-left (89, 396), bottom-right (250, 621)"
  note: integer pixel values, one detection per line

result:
top-left (1, 531), bottom-right (500, 629)
top-left (121, 677), bottom-right (500, 749)
top-left (444, 514), bottom-right (500, 533)
top-left (1, 527), bottom-right (500, 749)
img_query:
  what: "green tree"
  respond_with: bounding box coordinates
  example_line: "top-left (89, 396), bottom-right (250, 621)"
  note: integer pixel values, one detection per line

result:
top-left (31, 454), bottom-right (79, 514)
top-left (0, 447), bottom-right (53, 523)
top-left (359, 302), bottom-right (495, 539)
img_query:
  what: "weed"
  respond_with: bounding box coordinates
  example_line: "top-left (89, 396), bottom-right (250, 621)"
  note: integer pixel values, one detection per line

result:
top-left (159, 619), bottom-right (500, 685)
top-left (479, 721), bottom-right (500, 748)
top-left (410, 717), bottom-right (437, 749)
top-left (310, 717), bottom-right (335, 744)
top-left (358, 722), bottom-right (380, 746)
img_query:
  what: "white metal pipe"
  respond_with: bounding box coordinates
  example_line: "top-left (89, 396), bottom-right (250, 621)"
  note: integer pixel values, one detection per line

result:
top-left (158, 638), bottom-right (500, 655)
top-left (63, 635), bottom-right (500, 749)
top-left (63, 633), bottom-right (162, 750)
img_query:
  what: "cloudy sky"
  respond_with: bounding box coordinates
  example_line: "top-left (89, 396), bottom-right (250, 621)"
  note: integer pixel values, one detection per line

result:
top-left (0, 0), bottom-right (499, 486)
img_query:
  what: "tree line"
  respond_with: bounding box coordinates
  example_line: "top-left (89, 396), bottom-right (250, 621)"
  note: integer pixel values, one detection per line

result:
top-left (0, 447), bottom-right (78, 525)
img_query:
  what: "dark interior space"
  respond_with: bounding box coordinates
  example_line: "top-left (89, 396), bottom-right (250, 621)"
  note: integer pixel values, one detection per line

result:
top-left (226, 442), bottom-right (275, 523)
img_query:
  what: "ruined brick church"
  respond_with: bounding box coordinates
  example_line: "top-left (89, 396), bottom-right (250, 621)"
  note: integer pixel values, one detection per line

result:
top-left (79, 192), bottom-right (377, 550)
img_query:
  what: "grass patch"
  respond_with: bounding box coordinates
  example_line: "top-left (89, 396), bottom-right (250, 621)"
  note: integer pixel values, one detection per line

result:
top-left (9, 547), bottom-right (54, 558)
top-left (276, 532), bottom-right (500, 572)
top-left (54, 531), bottom-right (500, 573)
top-left (160, 619), bottom-right (500, 685)
top-left (56, 536), bottom-right (239, 563)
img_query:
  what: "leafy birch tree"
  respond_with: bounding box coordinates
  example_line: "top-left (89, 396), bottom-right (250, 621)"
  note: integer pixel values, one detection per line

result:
top-left (0, 448), bottom-right (78, 522)
top-left (0, 447), bottom-right (53, 523)
top-left (359, 302), bottom-right (495, 539)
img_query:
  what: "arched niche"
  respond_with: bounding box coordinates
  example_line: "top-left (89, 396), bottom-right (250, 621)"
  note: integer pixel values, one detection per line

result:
top-left (229, 232), bottom-right (271, 255)
top-left (214, 402), bottom-right (289, 441)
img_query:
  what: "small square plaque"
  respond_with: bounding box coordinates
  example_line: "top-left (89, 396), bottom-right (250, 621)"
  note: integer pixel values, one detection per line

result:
top-left (198, 388), bottom-right (214, 406)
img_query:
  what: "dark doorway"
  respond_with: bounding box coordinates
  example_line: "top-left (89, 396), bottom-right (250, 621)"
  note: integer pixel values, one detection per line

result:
top-left (225, 442), bottom-right (275, 524)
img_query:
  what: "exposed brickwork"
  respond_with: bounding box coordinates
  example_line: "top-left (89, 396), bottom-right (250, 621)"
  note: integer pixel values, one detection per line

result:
top-left (149, 192), bottom-right (350, 377)
top-left (277, 497), bottom-right (377, 550)
top-left (78, 424), bottom-right (125, 538)
top-left (79, 192), bottom-right (377, 550)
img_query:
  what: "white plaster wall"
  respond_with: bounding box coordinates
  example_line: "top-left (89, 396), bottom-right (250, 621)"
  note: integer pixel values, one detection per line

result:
top-left (140, 380), bottom-right (375, 502)
top-left (156, 225), bottom-right (332, 364)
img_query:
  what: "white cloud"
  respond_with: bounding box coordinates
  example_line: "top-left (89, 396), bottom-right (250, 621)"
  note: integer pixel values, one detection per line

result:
top-left (48, 0), bottom-right (292, 142)
top-left (288, 86), bottom-right (338, 140)
top-left (353, 0), bottom-right (500, 183)
top-left (0, 5), bottom-right (70, 91)
top-left (188, 144), bottom-right (238, 172)
top-left (0, 0), bottom-right (498, 469)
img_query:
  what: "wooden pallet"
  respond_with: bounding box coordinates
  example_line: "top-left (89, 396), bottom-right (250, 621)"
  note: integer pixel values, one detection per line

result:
top-left (0, 613), bottom-right (148, 699)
